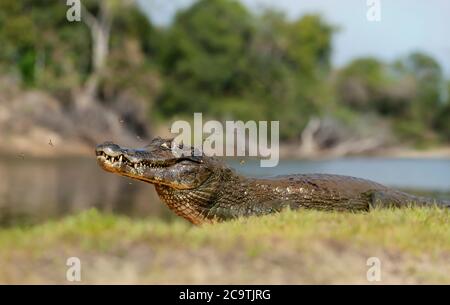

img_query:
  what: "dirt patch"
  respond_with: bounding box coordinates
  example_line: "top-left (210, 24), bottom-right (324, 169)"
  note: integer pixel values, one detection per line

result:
top-left (1, 238), bottom-right (448, 284)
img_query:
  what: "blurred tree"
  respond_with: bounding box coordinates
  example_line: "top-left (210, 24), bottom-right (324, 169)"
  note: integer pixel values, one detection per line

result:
top-left (157, 0), bottom-right (254, 116)
top-left (391, 52), bottom-right (445, 143)
top-left (335, 57), bottom-right (415, 115)
top-left (0, 1), bottom-right (91, 91)
top-left (393, 52), bottom-right (444, 122)
top-left (246, 12), bottom-right (336, 139)
top-left (285, 14), bottom-right (334, 77)
top-left (336, 52), bottom-right (446, 144)
top-left (156, 1), bottom-right (336, 140)
top-left (336, 57), bottom-right (417, 117)
top-left (434, 81), bottom-right (450, 141)
top-left (76, 0), bottom-right (148, 108)
top-left (0, 0), bottom-right (157, 103)
top-left (337, 58), bottom-right (386, 111)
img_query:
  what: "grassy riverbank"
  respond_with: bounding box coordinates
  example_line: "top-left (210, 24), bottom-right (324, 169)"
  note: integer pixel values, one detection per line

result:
top-left (0, 208), bottom-right (449, 284)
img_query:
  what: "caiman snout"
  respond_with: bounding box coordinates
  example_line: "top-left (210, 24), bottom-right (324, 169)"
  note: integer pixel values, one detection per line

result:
top-left (96, 142), bottom-right (153, 164)
top-left (95, 140), bottom-right (182, 173)
top-left (96, 142), bottom-right (123, 157)
top-left (96, 142), bottom-right (145, 172)
top-left (95, 142), bottom-right (140, 173)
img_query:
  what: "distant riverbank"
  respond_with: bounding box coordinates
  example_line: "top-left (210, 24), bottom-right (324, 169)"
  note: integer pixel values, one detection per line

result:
top-left (2, 132), bottom-right (450, 160)
top-left (1, 89), bottom-right (449, 160)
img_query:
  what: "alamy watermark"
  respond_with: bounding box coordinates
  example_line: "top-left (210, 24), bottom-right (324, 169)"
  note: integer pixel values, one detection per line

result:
top-left (367, 0), bottom-right (382, 22)
top-left (366, 257), bottom-right (381, 282)
top-left (66, 257), bottom-right (81, 282)
top-left (66, 0), bottom-right (81, 22)
top-left (170, 113), bottom-right (279, 167)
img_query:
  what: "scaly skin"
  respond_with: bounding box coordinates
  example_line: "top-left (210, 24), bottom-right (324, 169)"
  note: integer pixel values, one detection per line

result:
top-left (96, 137), bottom-right (450, 225)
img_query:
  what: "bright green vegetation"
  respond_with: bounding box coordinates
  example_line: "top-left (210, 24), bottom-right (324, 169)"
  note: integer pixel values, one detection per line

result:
top-left (0, 0), bottom-right (449, 144)
top-left (1, 208), bottom-right (449, 284)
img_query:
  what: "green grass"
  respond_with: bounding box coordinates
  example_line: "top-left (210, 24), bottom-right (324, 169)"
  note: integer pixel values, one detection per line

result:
top-left (0, 207), bottom-right (449, 284)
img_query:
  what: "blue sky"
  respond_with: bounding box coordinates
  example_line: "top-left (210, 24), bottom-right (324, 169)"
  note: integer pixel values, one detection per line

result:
top-left (137, 0), bottom-right (450, 75)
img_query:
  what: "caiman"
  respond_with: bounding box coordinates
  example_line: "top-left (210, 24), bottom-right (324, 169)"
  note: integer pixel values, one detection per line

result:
top-left (96, 137), bottom-right (450, 225)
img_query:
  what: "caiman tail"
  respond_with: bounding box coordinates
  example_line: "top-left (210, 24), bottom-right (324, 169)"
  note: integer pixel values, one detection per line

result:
top-left (370, 190), bottom-right (450, 209)
top-left (411, 194), bottom-right (450, 208)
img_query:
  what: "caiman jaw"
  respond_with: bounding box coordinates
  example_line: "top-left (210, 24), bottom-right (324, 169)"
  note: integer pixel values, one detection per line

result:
top-left (96, 150), bottom-right (171, 172)
top-left (95, 140), bottom-right (212, 190)
top-left (95, 142), bottom-right (175, 183)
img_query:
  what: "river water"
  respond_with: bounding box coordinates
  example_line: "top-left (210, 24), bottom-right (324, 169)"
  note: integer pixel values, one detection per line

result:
top-left (0, 156), bottom-right (449, 226)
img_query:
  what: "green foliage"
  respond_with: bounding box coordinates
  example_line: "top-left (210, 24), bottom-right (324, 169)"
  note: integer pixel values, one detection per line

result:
top-left (1, 207), bottom-right (449, 254)
top-left (0, 0), bottom-right (156, 95)
top-left (110, 4), bottom-right (158, 57)
top-left (336, 57), bottom-right (412, 115)
top-left (434, 81), bottom-right (450, 141)
top-left (336, 52), bottom-right (448, 145)
top-left (157, 0), bottom-right (255, 114)
top-left (285, 14), bottom-right (334, 75)
top-left (1, 208), bottom-right (449, 284)
top-left (0, 0), bottom-right (90, 88)
top-left (156, 1), bottom-right (336, 139)
top-left (394, 52), bottom-right (444, 121)
top-left (435, 104), bottom-right (450, 141)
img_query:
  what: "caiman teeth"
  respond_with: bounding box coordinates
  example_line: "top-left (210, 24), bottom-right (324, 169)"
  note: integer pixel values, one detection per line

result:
top-left (99, 152), bottom-right (168, 169)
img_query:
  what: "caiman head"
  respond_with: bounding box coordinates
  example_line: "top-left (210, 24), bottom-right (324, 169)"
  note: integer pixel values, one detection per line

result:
top-left (96, 137), bottom-right (215, 190)
top-left (96, 137), bottom-right (237, 224)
